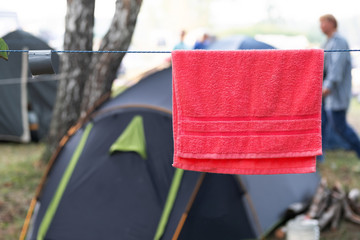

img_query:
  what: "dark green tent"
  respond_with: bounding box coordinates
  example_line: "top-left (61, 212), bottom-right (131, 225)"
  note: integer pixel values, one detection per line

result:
top-left (0, 30), bottom-right (59, 142)
top-left (22, 37), bottom-right (320, 240)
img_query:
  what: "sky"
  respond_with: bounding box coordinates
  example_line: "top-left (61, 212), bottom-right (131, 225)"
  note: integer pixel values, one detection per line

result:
top-left (2, 0), bottom-right (360, 73)
top-left (1, 0), bottom-right (360, 47)
top-left (2, 0), bottom-right (359, 24)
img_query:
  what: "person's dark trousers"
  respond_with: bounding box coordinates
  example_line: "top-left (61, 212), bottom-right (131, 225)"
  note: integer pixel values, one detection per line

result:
top-left (327, 109), bottom-right (360, 158)
top-left (317, 103), bottom-right (328, 161)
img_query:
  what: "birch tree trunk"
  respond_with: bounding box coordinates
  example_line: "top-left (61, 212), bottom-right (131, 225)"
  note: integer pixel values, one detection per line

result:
top-left (46, 0), bottom-right (142, 159)
top-left (81, 0), bottom-right (142, 114)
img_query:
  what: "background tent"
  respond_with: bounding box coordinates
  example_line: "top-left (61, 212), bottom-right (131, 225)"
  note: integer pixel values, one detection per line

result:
top-left (208, 35), bottom-right (274, 50)
top-left (23, 36), bottom-right (320, 240)
top-left (0, 30), bottom-right (59, 142)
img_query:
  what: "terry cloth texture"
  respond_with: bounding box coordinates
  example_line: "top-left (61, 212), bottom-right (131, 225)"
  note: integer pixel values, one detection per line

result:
top-left (172, 49), bottom-right (324, 175)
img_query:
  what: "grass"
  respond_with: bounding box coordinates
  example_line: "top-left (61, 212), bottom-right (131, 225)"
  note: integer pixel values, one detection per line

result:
top-left (0, 143), bottom-right (45, 240)
top-left (0, 99), bottom-right (360, 240)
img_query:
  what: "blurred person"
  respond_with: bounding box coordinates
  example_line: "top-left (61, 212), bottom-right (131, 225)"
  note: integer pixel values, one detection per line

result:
top-left (28, 103), bottom-right (39, 142)
top-left (320, 14), bottom-right (360, 159)
top-left (173, 30), bottom-right (189, 50)
top-left (194, 33), bottom-right (211, 49)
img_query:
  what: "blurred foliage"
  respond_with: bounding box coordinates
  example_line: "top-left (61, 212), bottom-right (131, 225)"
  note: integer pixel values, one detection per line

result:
top-left (0, 38), bottom-right (9, 61)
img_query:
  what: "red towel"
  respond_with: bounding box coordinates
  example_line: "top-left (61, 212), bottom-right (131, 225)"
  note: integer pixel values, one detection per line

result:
top-left (172, 49), bottom-right (324, 175)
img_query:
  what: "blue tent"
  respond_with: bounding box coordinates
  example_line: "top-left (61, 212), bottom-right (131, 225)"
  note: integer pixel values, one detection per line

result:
top-left (208, 35), bottom-right (275, 50)
top-left (23, 36), bottom-right (320, 240)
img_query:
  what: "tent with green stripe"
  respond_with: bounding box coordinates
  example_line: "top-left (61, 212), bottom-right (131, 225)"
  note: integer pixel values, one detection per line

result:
top-left (22, 37), bottom-right (320, 240)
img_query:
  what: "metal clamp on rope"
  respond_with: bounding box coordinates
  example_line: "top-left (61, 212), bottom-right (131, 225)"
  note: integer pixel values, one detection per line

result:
top-left (28, 50), bottom-right (57, 75)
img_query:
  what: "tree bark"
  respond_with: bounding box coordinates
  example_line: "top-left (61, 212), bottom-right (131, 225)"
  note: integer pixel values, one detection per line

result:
top-left (45, 0), bottom-right (142, 160)
top-left (81, 0), bottom-right (142, 114)
top-left (46, 0), bottom-right (95, 157)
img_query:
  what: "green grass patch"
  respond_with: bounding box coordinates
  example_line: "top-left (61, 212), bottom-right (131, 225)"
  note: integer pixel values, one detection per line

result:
top-left (0, 143), bottom-right (45, 240)
top-left (318, 150), bottom-right (360, 191)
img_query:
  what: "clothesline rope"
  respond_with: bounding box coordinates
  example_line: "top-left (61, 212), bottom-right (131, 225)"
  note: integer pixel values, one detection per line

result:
top-left (0, 75), bottom-right (64, 86)
top-left (1, 50), bottom-right (172, 54)
top-left (1, 49), bottom-right (360, 54)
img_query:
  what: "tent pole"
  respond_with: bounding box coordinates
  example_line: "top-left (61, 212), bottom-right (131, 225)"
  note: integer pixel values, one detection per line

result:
top-left (19, 122), bottom-right (89, 240)
top-left (19, 198), bottom-right (36, 240)
top-left (19, 140), bottom-right (67, 240)
top-left (19, 91), bottom-right (119, 239)
top-left (20, 48), bottom-right (30, 142)
top-left (234, 175), bottom-right (263, 237)
top-left (36, 123), bottom-right (93, 240)
top-left (171, 173), bottom-right (206, 240)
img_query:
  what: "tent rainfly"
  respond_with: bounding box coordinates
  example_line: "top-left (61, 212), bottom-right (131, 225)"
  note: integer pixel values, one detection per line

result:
top-left (21, 36), bottom-right (320, 240)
